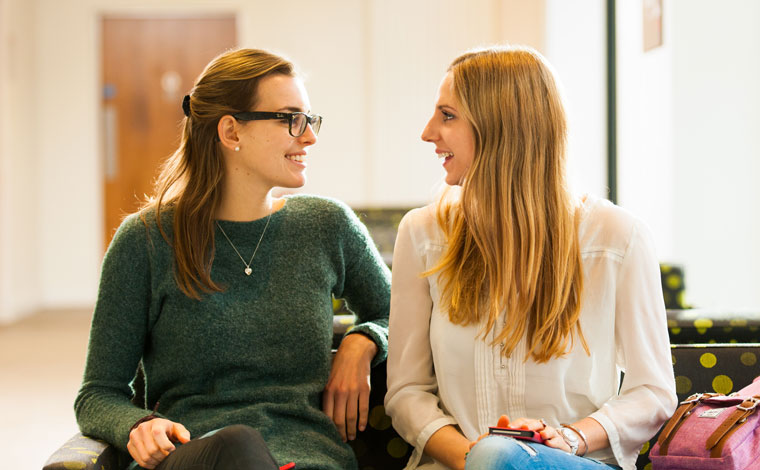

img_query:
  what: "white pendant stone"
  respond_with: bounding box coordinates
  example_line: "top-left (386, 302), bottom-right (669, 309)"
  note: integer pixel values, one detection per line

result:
top-left (244, 267), bottom-right (252, 276)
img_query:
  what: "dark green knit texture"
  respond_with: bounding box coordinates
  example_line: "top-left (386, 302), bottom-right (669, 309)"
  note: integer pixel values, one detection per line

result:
top-left (75, 195), bottom-right (391, 470)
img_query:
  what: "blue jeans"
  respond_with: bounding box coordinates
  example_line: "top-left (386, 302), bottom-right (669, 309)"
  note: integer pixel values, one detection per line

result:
top-left (465, 436), bottom-right (621, 470)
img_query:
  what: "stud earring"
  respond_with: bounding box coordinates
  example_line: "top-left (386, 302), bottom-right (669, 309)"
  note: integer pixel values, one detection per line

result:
top-left (234, 146), bottom-right (240, 152)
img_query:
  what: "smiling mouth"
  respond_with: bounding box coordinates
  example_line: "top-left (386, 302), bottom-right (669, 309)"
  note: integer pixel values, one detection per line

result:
top-left (438, 152), bottom-right (453, 159)
top-left (285, 154), bottom-right (305, 163)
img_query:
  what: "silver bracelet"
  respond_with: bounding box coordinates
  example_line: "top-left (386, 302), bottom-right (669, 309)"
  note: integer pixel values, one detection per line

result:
top-left (560, 423), bottom-right (589, 457)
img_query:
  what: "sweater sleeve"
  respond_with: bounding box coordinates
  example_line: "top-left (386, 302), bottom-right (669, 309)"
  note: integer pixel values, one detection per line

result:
top-left (333, 202), bottom-right (391, 367)
top-left (384, 211), bottom-right (458, 459)
top-left (74, 213), bottom-right (159, 451)
top-left (588, 220), bottom-right (678, 470)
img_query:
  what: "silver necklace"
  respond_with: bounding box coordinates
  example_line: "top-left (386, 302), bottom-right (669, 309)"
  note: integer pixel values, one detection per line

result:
top-left (216, 212), bottom-right (272, 276)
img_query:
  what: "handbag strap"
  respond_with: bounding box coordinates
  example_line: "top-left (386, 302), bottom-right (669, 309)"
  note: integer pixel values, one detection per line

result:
top-left (705, 396), bottom-right (760, 458)
top-left (657, 393), bottom-right (721, 456)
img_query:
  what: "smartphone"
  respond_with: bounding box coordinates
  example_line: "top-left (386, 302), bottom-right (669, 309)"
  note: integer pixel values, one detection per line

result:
top-left (488, 426), bottom-right (546, 444)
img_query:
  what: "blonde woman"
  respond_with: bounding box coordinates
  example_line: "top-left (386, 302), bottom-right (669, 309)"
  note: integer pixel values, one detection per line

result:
top-left (75, 49), bottom-right (390, 470)
top-left (385, 45), bottom-right (676, 470)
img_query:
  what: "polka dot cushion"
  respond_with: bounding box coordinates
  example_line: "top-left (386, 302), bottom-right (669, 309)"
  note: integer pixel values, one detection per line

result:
top-left (660, 263), bottom-right (687, 309)
top-left (667, 309), bottom-right (760, 344)
top-left (350, 359), bottom-right (413, 470)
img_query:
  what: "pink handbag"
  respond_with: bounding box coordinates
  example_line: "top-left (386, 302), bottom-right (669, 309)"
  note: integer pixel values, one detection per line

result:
top-left (650, 376), bottom-right (760, 469)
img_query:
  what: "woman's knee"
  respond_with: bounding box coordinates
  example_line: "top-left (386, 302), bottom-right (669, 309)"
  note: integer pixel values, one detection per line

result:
top-left (209, 425), bottom-right (278, 470)
top-left (212, 424), bottom-right (264, 448)
top-left (465, 436), bottom-right (532, 470)
top-left (152, 425), bottom-right (272, 470)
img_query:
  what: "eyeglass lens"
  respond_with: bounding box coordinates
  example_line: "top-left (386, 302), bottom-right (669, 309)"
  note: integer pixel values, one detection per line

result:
top-left (291, 114), bottom-right (321, 137)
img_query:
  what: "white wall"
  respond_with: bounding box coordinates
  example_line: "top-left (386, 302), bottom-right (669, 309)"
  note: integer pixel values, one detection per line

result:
top-left (365, 0), bottom-right (504, 206)
top-left (0, 0), bottom-right (8, 323)
top-left (237, 0), bottom-right (371, 207)
top-left (35, 0), bottom-right (104, 311)
top-left (615, 0), bottom-right (676, 259)
top-left (544, 0), bottom-right (608, 200)
top-left (613, 0), bottom-right (760, 309)
top-left (671, 0), bottom-right (760, 309)
top-left (0, 0), bottom-right (39, 324)
top-left (0, 0), bottom-right (7, 323)
top-left (1, 0), bottom-right (548, 321)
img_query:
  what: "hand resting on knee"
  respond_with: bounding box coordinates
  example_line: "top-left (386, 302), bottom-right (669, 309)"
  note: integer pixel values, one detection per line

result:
top-left (127, 418), bottom-right (191, 469)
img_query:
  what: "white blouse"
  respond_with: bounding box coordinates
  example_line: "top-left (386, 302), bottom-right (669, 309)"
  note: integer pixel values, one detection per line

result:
top-left (385, 196), bottom-right (677, 470)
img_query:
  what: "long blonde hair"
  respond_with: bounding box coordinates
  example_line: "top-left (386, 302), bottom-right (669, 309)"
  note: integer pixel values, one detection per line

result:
top-left (429, 45), bottom-right (587, 362)
top-left (141, 48), bottom-right (295, 299)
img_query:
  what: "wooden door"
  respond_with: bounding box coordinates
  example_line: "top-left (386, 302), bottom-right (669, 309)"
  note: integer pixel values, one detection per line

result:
top-left (102, 17), bottom-right (236, 247)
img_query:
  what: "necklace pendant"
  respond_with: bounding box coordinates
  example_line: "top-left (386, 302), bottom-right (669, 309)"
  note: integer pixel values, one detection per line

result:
top-left (216, 212), bottom-right (272, 278)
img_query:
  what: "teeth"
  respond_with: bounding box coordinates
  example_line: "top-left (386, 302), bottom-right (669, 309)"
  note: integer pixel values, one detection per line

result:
top-left (438, 152), bottom-right (454, 159)
top-left (286, 154), bottom-right (305, 163)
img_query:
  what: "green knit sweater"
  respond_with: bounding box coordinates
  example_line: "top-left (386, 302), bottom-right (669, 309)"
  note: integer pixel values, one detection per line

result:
top-left (74, 195), bottom-right (391, 470)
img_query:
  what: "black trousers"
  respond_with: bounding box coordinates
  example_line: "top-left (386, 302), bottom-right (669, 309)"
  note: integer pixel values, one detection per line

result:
top-left (134, 424), bottom-right (281, 470)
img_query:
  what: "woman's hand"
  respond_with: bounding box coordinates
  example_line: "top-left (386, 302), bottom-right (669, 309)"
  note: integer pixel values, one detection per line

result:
top-left (127, 418), bottom-right (191, 469)
top-left (323, 333), bottom-right (377, 441)
top-left (469, 414), bottom-right (511, 450)
top-left (508, 416), bottom-right (571, 453)
top-left (469, 415), bottom-right (573, 454)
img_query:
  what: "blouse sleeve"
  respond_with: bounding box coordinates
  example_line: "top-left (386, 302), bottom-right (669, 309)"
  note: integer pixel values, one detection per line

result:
top-left (384, 211), bottom-right (458, 456)
top-left (74, 214), bottom-right (159, 451)
top-left (589, 220), bottom-right (678, 469)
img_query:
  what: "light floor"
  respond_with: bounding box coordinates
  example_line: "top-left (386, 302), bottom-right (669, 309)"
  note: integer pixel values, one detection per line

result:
top-left (0, 310), bottom-right (92, 470)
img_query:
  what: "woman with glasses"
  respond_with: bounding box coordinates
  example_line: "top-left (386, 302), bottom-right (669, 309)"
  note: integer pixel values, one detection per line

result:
top-left (385, 45), bottom-right (676, 470)
top-left (75, 48), bottom-right (390, 470)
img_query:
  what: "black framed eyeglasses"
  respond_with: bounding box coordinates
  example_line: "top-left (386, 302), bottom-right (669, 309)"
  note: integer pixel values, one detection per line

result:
top-left (232, 111), bottom-right (323, 137)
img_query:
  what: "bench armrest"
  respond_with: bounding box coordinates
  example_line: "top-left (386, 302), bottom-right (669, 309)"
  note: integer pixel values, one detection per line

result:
top-left (43, 432), bottom-right (125, 470)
